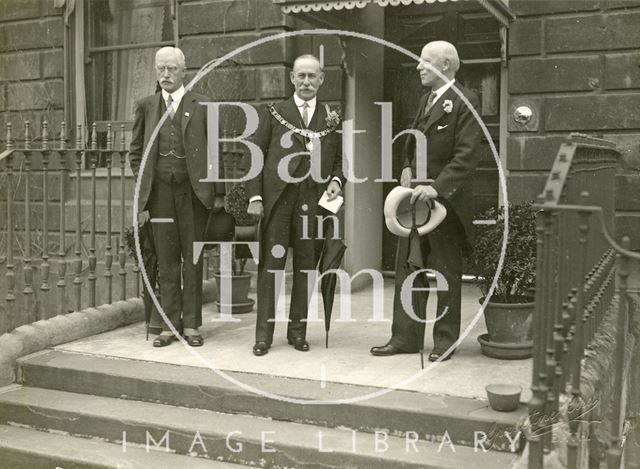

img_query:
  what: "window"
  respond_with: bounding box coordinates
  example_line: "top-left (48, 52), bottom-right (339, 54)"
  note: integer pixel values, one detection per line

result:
top-left (85, 0), bottom-right (177, 146)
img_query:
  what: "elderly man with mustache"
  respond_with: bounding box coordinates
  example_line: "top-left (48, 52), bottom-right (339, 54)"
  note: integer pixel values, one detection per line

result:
top-left (246, 54), bottom-right (345, 356)
top-left (129, 47), bottom-right (224, 348)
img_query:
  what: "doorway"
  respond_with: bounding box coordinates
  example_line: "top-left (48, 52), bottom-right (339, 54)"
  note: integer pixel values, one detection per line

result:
top-left (382, 2), bottom-right (502, 270)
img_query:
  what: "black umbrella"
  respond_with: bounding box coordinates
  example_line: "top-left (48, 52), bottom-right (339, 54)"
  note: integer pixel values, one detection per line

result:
top-left (405, 202), bottom-right (432, 369)
top-left (316, 217), bottom-right (346, 348)
top-left (138, 219), bottom-right (160, 340)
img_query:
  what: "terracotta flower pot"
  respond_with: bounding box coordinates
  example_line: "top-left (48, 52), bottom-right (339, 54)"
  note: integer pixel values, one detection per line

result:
top-left (213, 271), bottom-right (254, 314)
top-left (477, 297), bottom-right (534, 360)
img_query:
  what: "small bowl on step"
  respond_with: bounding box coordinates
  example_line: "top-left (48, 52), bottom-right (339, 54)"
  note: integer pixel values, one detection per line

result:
top-left (485, 384), bottom-right (522, 412)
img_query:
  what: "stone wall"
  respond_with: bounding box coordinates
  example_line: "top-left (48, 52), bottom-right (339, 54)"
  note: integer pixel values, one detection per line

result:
top-left (178, 0), bottom-right (344, 134)
top-left (0, 0), bottom-right (65, 140)
top-left (507, 0), bottom-right (640, 248)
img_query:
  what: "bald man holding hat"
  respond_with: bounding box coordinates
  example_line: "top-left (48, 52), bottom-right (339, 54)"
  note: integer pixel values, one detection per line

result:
top-left (371, 40), bottom-right (482, 362)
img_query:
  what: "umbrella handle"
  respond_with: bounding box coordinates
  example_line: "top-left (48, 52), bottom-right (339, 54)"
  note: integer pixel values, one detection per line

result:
top-left (255, 218), bottom-right (262, 265)
top-left (412, 203), bottom-right (417, 229)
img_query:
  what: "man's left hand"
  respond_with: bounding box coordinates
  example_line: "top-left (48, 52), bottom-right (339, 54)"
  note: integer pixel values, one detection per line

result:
top-left (326, 181), bottom-right (342, 201)
top-left (410, 185), bottom-right (438, 204)
top-left (212, 195), bottom-right (225, 213)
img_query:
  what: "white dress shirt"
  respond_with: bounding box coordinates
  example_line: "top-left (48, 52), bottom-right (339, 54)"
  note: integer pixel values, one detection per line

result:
top-left (431, 78), bottom-right (455, 105)
top-left (293, 94), bottom-right (316, 125)
top-left (162, 85), bottom-right (185, 114)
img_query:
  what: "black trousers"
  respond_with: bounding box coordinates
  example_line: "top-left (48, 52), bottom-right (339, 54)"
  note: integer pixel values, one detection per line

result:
top-left (389, 201), bottom-right (466, 353)
top-left (255, 182), bottom-right (320, 343)
top-left (148, 175), bottom-right (207, 332)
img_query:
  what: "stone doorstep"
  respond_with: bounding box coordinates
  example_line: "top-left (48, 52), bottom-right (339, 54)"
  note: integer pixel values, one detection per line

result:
top-left (0, 424), bottom-right (249, 469)
top-left (0, 385), bottom-right (519, 469)
top-left (17, 349), bottom-right (527, 454)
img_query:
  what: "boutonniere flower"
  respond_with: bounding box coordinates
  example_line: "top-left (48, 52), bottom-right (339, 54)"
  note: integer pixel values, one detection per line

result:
top-left (325, 109), bottom-right (341, 129)
top-left (184, 111), bottom-right (190, 117)
top-left (442, 100), bottom-right (453, 114)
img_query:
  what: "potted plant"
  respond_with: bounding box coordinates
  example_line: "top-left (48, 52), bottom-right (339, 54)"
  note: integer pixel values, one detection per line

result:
top-left (213, 183), bottom-right (256, 314)
top-left (467, 201), bottom-right (537, 359)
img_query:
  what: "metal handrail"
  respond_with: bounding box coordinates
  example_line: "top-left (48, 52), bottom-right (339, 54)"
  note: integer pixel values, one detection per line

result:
top-left (527, 135), bottom-right (636, 469)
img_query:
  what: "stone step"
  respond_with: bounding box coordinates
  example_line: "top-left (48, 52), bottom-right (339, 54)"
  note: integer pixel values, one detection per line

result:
top-left (17, 350), bottom-right (526, 454)
top-left (0, 385), bottom-right (518, 469)
top-left (0, 423), bottom-right (251, 469)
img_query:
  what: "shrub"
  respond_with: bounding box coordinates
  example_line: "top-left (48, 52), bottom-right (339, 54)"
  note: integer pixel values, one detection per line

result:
top-left (468, 201), bottom-right (538, 303)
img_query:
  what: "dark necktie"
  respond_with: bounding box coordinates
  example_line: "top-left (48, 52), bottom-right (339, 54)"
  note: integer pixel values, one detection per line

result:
top-left (423, 91), bottom-right (438, 117)
top-left (166, 95), bottom-right (175, 119)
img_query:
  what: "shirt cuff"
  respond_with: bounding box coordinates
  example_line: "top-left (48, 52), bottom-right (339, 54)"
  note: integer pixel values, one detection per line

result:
top-left (249, 196), bottom-right (263, 203)
top-left (331, 176), bottom-right (342, 187)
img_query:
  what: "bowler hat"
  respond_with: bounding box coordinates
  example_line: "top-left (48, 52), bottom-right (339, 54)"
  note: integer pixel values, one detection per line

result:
top-left (203, 209), bottom-right (236, 243)
top-left (384, 186), bottom-right (447, 237)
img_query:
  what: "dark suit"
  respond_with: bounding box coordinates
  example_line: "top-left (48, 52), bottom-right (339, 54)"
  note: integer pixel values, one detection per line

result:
top-left (390, 82), bottom-right (481, 353)
top-left (246, 97), bottom-right (343, 344)
top-left (129, 90), bottom-right (221, 332)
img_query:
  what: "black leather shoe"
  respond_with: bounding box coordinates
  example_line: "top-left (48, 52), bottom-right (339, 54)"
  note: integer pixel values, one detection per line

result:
top-left (428, 350), bottom-right (454, 362)
top-left (153, 335), bottom-right (174, 347)
top-left (287, 337), bottom-right (310, 352)
top-left (253, 341), bottom-right (270, 356)
top-left (370, 343), bottom-right (414, 356)
top-left (186, 334), bottom-right (204, 347)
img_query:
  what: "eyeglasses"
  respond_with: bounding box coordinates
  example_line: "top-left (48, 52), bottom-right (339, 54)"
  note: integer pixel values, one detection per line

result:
top-left (155, 65), bottom-right (180, 74)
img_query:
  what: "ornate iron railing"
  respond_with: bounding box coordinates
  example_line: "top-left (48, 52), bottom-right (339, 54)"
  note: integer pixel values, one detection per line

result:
top-left (0, 121), bottom-right (246, 336)
top-left (0, 121), bottom-right (133, 334)
top-left (527, 134), bottom-right (640, 468)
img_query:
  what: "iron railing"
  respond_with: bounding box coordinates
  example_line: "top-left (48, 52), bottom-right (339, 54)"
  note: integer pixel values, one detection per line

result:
top-left (0, 121), bottom-right (245, 336)
top-left (527, 134), bottom-right (640, 468)
top-left (0, 121), bottom-right (133, 334)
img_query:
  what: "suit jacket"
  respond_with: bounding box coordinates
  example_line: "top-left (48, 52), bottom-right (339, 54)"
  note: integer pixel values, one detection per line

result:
top-left (402, 83), bottom-right (482, 245)
top-left (245, 97), bottom-right (344, 229)
top-left (129, 90), bottom-right (222, 212)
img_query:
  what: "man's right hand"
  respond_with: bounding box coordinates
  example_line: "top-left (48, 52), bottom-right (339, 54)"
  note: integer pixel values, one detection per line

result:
top-left (400, 167), bottom-right (412, 188)
top-left (247, 200), bottom-right (264, 220)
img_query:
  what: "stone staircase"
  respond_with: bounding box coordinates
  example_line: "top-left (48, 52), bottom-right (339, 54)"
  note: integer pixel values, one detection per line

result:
top-left (0, 349), bottom-right (526, 468)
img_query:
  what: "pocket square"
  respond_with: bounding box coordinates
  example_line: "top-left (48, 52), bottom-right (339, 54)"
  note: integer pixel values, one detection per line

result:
top-left (437, 124), bottom-right (448, 131)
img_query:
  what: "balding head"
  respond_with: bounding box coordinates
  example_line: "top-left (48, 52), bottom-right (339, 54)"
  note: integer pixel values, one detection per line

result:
top-left (416, 41), bottom-right (460, 88)
top-left (293, 54), bottom-right (322, 72)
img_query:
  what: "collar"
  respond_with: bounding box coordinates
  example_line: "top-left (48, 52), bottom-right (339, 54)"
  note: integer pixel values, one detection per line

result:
top-left (162, 85), bottom-right (185, 103)
top-left (293, 94), bottom-right (317, 110)
top-left (432, 78), bottom-right (455, 103)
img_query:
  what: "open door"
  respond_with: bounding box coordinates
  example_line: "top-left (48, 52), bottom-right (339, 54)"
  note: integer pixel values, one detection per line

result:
top-left (382, 1), bottom-right (503, 270)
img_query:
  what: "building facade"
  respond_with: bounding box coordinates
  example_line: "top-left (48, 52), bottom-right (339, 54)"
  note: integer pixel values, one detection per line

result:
top-left (1, 0), bottom-right (639, 274)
